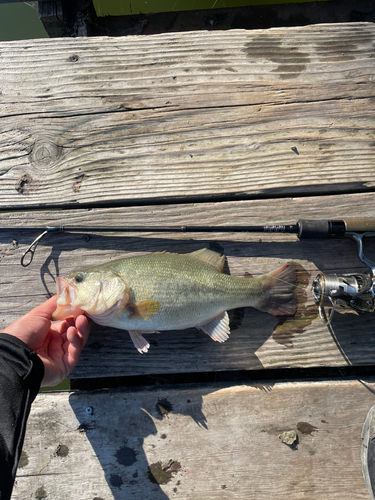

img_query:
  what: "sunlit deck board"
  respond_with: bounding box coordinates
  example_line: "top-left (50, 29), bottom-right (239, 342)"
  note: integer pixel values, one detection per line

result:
top-left (0, 23), bottom-right (375, 208)
top-left (13, 378), bottom-right (374, 500)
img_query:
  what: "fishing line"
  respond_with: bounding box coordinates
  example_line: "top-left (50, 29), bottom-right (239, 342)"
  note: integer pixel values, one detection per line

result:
top-left (263, 271), bottom-right (340, 302)
top-left (266, 272), bottom-right (349, 362)
top-left (264, 274), bottom-right (310, 295)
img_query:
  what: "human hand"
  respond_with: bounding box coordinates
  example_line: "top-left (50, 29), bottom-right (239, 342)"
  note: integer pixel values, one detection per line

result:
top-left (2, 296), bottom-right (91, 387)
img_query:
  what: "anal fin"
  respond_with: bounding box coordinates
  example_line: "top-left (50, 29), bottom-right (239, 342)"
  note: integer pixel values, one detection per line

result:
top-left (198, 312), bottom-right (230, 343)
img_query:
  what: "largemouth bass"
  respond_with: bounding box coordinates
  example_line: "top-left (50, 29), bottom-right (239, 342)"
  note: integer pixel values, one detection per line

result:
top-left (52, 248), bottom-right (296, 353)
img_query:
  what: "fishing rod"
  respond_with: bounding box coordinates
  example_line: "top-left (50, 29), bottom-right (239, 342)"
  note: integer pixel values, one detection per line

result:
top-left (3, 218), bottom-right (375, 325)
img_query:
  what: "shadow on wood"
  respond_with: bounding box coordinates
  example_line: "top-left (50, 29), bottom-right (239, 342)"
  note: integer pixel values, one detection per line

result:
top-left (67, 381), bottom-right (274, 499)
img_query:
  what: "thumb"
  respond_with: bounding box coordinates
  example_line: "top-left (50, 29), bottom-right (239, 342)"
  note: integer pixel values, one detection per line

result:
top-left (27, 296), bottom-right (57, 320)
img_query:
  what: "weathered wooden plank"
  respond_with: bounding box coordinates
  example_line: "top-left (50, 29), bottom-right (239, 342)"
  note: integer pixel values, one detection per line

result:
top-left (1, 23), bottom-right (375, 208)
top-left (13, 378), bottom-right (375, 499)
top-left (1, 193), bottom-right (374, 378)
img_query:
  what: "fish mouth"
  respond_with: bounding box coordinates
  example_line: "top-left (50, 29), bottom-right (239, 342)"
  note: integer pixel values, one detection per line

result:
top-left (52, 276), bottom-right (84, 321)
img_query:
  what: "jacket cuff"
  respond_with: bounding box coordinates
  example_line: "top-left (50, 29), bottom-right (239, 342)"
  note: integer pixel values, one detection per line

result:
top-left (0, 333), bottom-right (44, 398)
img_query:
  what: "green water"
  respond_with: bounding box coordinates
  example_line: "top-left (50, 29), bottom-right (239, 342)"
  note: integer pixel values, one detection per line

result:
top-left (93, 0), bottom-right (328, 16)
top-left (40, 379), bottom-right (71, 392)
top-left (0, 2), bottom-right (47, 42)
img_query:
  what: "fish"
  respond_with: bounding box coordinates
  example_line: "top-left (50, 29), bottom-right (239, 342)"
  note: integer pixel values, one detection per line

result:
top-left (52, 248), bottom-right (297, 353)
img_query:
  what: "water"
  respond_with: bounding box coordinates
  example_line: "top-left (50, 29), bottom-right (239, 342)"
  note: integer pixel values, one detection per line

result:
top-left (93, 0), bottom-right (324, 16)
top-left (0, 2), bottom-right (48, 42)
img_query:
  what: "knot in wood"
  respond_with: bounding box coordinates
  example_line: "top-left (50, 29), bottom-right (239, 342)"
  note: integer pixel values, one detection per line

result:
top-left (15, 173), bottom-right (35, 195)
top-left (29, 140), bottom-right (61, 170)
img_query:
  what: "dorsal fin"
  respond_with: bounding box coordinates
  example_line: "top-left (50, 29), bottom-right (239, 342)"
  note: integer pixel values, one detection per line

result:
top-left (189, 248), bottom-right (226, 272)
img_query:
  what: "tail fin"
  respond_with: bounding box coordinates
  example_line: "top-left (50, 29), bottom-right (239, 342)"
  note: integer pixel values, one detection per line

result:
top-left (258, 263), bottom-right (297, 316)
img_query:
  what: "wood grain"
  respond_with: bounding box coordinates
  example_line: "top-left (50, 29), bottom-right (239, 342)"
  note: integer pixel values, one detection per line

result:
top-left (13, 378), bottom-right (375, 499)
top-left (1, 23), bottom-right (375, 208)
top-left (1, 193), bottom-right (374, 378)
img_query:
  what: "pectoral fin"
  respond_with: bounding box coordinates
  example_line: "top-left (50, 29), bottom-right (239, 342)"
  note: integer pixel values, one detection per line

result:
top-left (199, 312), bottom-right (230, 343)
top-left (130, 300), bottom-right (160, 320)
top-left (129, 330), bottom-right (151, 354)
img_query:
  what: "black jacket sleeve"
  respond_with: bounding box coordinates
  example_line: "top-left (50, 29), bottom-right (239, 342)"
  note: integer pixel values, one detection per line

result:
top-left (0, 333), bottom-right (44, 500)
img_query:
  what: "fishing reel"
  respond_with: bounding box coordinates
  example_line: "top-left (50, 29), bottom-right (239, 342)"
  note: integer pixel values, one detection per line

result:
top-left (312, 232), bottom-right (375, 325)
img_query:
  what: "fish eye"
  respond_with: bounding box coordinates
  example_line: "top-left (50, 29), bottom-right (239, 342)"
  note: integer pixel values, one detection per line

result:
top-left (74, 273), bottom-right (85, 283)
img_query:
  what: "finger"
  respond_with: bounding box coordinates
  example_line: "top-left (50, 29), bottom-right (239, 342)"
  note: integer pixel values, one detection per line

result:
top-left (63, 326), bottom-right (85, 375)
top-left (50, 320), bottom-right (68, 335)
top-left (63, 315), bottom-right (91, 374)
top-left (46, 330), bottom-right (64, 361)
top-left (3, 300), bottom-right (58, 348)
top-left (50, 315), bottom-right (77, 339)
top-left (27, 296), bottom-right (57, 320)
top-left (65, 317), bottom-right (76, 328)
top-left (75, 315), bottom-right (91, 347)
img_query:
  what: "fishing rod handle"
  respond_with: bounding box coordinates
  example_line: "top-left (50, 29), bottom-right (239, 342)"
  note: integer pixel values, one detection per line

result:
top-left (344, 219), bottom-right (375, 232)
top-left (297, 219), bottom-right (375, 239)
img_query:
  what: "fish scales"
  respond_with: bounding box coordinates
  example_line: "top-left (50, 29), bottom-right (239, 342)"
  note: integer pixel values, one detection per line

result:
top-left (52, 248), bottom-right (297, 353)
top-left (100, 252), bottom-right (263, 331)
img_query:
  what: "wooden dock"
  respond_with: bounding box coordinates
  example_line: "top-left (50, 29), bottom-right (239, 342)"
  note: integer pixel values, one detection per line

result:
top-left (1, 22), bottom-right (375, 499)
